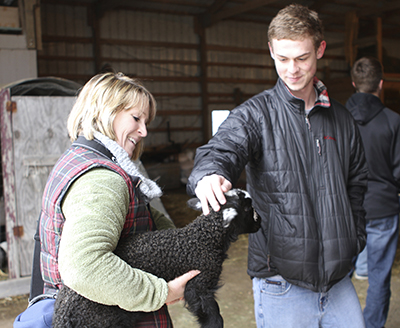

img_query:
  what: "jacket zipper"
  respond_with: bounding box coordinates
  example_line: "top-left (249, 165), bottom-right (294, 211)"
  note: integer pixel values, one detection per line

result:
top-left (304, 112), bottom-right (325, 291)
top-left (316, 139), bottom-right (321, 156)
top-left (306, 115), bottom-right (322, 156)
top-left (305, 115), bottom-right (311, 130)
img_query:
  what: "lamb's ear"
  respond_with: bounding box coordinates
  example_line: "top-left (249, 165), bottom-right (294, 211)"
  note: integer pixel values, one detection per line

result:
top-left (225, 188), bottom-right (250, 199)
top-left (187, 198), bottom-right (202, 211)
top-left (222, 208), bottom-right (238, 228)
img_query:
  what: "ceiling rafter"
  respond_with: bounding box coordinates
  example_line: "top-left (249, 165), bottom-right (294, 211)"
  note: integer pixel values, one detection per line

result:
top-left (323, 1), bottom-right (400, 26)
top-left (205, 0), bottom-right (229, 15)
top-left (201, 0), bottom-right (280, 27)
top-left (42, 0), bottom-right (400, 40)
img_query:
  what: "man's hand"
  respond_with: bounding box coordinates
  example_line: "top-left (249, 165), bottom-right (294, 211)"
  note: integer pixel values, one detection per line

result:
top-left (194, 174), bottom-right (232, 215)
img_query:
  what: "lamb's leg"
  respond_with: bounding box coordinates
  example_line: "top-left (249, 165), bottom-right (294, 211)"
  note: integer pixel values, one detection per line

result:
top-left (184, 288), bottom-right (223, 328)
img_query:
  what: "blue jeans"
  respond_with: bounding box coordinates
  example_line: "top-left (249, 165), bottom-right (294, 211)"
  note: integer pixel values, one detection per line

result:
top-left (252, 275), bottom-right (365, 328)
top-left (363, 215), bottom-right (399, 328)
top-left (355, 245), bottom-right (368, 276)
top-left (14, 296), bottom-right (55, 328)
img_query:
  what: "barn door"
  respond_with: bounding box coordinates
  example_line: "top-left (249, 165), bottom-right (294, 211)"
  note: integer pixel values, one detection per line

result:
top-left (1, 93), bottom-right (75, 278)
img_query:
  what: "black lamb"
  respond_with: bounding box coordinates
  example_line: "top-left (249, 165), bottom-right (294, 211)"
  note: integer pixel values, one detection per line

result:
top-left (53, 188), bottom-right (261, 328)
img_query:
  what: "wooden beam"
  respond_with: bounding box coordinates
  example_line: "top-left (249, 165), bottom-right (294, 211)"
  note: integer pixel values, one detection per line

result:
top-left (42, 35), bottom-right (92, 43)
top-left (95, 0), bottom-right (210, 17)
top-left (148, 126), bottom-right (202, 133)
top-left (41, 74), bottom-right (202, 83)
top-left (383, 73), bottom-right (400, 96)
top-left (22, 0), bottom-right (41, 49)
top-left (155, 110), bottom-right (201, 116)
top-left (0, 276), bottom-right (30, 298)
top-left (37, 55), bottom-right (94, 61)
top-left (206, 0), bottom-right (228, 14)
top-left (384, 73), bottom-right (400, 82)
top-left (42, 35), bottom-right (199, 50)
top-left (40, 73), bottom-right (278, 86)
top-left (101, 57), bottom-right (199, 66)
top-left (100, 38), bottom-right (198, 49)
top-left (384, 81), bottom-right (400, 89)
top-left (208, 77), bottom-right (276, 85)
top-left (318, 2), bottom-right (400, 27)
top-left (204, 0), bottom-right (279, 27)
top-left (356, 1), bottom-right (400, 17)
top-left (34, 1), bottom-right (42, 50)
top-left (376, 17), bottom-right (382, 62)
top-left (0, 89), bottom-right (20, 279)
top-left (353, 36), bottom-right (377, 48)
top-left (90, 4), bottom-right (102, 73)
top-left (207, 44), bottom-right (269, 54)
top-left (153, 93), bottom-right (201, 97)
top-left (344, 11), bottom-right (359, 66)
top-left (40, 35), bottom-right (345, 62)
top-left (197, 20), bottom-right (211, 143)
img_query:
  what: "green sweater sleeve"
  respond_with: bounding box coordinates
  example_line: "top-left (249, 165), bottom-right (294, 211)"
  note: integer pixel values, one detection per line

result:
top-left (150, 206), bottom-right (176, 230)
top-left (58, 168), bottom-right (168, 312)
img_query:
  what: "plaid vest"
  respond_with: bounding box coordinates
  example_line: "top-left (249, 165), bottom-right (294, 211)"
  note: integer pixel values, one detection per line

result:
top-left (39, 142), bottom-right (173, 327)
top-left (39, 144), bottom-right (154, 292)
top-left (40, 144), bottom-right (173, 328)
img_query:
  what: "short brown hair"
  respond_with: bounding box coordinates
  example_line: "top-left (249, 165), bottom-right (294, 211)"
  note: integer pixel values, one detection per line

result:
top-left (351, 57), bottom-right (383, 94)
top-left (268, 4), bottom-right (324, 51)
top-left (67, 72), bottom-right (156, 160)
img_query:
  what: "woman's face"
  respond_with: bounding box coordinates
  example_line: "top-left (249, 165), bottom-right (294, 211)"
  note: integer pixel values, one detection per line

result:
top-left (113, 105), bottom-right (149, 158)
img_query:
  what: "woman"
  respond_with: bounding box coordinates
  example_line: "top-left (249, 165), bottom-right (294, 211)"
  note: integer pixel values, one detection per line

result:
top-left (15, 72), bottom-right (199, 327)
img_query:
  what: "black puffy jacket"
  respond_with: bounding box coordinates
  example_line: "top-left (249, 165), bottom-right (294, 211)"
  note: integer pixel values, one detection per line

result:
top-left (187, 78), bottom-right (368, 293)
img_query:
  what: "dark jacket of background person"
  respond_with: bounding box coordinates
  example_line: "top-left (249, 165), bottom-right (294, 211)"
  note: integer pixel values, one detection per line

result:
top-left (346, 92), bottom-right (400, 219)
top-left (187, 77), bottom-right (368, 293)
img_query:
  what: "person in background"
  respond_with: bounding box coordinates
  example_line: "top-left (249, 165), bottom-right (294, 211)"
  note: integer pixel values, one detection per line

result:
top-left (14, 72), bottom-right (199, 328)
top-left (187, 4), bottom-right (368, 328)
top-left (346, 56), bottom-right (400, 328)
top-left (354, 244), bottom-right (368, 280)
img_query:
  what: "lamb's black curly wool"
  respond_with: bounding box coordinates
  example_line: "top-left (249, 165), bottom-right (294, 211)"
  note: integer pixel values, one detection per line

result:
top-left (53, 189), bottom-right (261, 328)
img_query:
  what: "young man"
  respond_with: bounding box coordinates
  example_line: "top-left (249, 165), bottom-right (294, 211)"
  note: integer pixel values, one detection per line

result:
top-left (346, 56), bottom-right (400, 328)
top-left (187, 4), bottom-right (368, 328)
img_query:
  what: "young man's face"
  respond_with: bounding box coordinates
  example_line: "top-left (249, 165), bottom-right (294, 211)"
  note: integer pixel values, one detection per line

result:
top-left (269, 37), bottom-right (326, 99)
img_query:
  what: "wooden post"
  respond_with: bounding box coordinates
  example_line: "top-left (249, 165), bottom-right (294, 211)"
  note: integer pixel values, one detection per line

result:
top-left (376, 17), bottom-right (382, 63)
top-left (90, 4), bottom-right (102, 74)
top-left (0, 89), bottom-right (20, 279)
top-left (345, 12), bottom-right (359, 66)
top-left (195, 17), bottom-right (211, 143)
top-left (21, 0), bottom-right (41, 49)
top-left (376, 17), bottom-right (384, 103)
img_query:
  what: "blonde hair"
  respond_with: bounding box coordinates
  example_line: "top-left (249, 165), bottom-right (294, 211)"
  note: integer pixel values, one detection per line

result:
top-left (268, 4), bottom-right (324, 52)
top-left (67, 72), bottom-right (156, 160)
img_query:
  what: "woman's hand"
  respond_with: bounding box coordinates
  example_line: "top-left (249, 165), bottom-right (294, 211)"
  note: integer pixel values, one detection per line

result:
top-left (165, 270), bottom-right (201, 305)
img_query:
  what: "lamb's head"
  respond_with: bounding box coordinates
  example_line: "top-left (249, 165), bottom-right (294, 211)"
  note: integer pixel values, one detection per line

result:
top-left (187, 188), bottom-right (261, 234)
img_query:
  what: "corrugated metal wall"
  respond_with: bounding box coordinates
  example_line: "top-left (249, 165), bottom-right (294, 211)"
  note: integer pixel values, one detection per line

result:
top-left (37, 2), bottom-right (349, 151)
top-left (39, 3), bottom-right (93, 79)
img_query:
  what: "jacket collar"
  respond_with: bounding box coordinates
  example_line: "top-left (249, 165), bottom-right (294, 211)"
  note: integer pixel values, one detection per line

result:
top-left (276, 77), bottom-right (331, 114)
top-left (73, 136), bottom-right (114, 160)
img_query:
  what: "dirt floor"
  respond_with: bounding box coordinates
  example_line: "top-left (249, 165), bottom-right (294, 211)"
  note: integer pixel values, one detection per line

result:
top-left (1, 186), bottom-right (400, 327)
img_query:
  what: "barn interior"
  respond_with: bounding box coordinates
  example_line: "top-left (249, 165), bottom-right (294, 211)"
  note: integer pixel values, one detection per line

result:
top-left (1, 0), bottom-right (400, 327)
